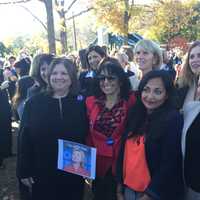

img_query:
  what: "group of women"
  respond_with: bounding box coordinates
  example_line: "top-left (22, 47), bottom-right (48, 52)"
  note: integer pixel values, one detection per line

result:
top-left (16, 40), bottom-right (200, 200)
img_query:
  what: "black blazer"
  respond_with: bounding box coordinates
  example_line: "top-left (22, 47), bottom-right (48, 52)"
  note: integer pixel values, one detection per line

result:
top-left (17, 93), bottom-right (88, 179)
top-left (116, 104), bottom-right (184, 200)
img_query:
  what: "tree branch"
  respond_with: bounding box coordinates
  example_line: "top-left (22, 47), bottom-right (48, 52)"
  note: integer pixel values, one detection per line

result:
top-left (64, 0), bottom-right (78, 14)
top-left (21, 3), bottom-right (60, 41)
top-left (20, 5), bottom-right (48, 31)
top-left (66, 7), bottom-right (93, 20)
top-left (0, 0), bottom-right (31, 5)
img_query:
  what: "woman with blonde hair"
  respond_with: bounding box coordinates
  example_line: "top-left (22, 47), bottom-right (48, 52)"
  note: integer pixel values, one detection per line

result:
top-left (176, 40), bottom-right (200, 200)
top-left (134, 39), bottom-right (163, 77)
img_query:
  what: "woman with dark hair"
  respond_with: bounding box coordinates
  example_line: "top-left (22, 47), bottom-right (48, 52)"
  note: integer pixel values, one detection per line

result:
top-left (176, 41), bottom-right (200, 199)
top-left (12, 76), bottom-right (35, 120)
top-left (86, 57), bottom-right (136, 200)
top-left (13, 76), bottom-right (35, 200)
top-left (79, 45), bottom-right (107, 96)
top-left (14, 57), bottom-right (31, 78)
top-left (28, 53), bottom-right (54, 97)
top-left (116, 70), bottom-right (184, 200)
top-left (17, 57), bottom-right (88, 200)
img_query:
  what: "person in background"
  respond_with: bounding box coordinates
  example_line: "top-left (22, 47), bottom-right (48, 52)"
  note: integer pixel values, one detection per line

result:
top-left (79, 45), bottom-right (107, 96)
top-left (120, 45), bottom-right (141, 78)
top-left (17, 57), bottom-right (88, 200)
top-left (8, 55), bottom-right (17, 77)
top-left (114, 52), bottom-right (134, 75)
top-left (176, 40), bottom-right (200, 200)
top-left (0, 88), bottom-right (12, 169)
top-left (116, 70), bottom-right (184, 200)
top-left (28, 53), bottom-right (54, 98)
top-left (173, 50), bottom-right (183, 81)
top-left (86, 57), bottom-right (136, 200)
top-left (6, 56), bottom-right (18, 98)
top-left (12, 76), bottom-right (35, 120)
top-left (16, 54), bottom-right (53, 200)
top-left (3, 66), bottom-right (17, 100)
top-left (14, 57), bottom-right (31, 78)
top-left (114, 51), bottom-right (139, 91)
top-left (0, 59), bottom-right (4, 84)
top-left (134, 39), bottom-right (163, 78)
top-left (160, 49), bottom-right (176, 81)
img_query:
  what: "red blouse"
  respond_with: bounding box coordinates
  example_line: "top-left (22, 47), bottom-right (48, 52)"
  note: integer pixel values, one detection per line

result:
top-left (86, 94), bottom-right (136, 177)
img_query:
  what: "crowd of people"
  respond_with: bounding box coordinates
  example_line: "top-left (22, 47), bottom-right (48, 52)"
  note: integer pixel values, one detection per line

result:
top-left (0, 39), bottom-right (200, 200)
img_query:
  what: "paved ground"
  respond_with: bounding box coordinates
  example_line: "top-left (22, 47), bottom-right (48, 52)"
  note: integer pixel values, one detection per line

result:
top-left (0, 122), bottom-right (93, 200)
top-left (0, 123), bottom-right (19, 200)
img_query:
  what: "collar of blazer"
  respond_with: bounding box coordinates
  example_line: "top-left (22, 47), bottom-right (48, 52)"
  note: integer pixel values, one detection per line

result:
top-left (182, 101), bottom-right (200, 157)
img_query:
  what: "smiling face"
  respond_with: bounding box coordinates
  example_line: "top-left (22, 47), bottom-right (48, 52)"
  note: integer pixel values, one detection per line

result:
top-left (141, 77), bottom-right (168, 112)
top-left (50, 63), bottom-right (71, 96)
top-left (87, 50), bottom-right (103, 70)
top-left (72, 150), bottom-right (84, 164)
top-left (99, 70), bottom-right (120, 97)
top-left (135, 46), bottom-right (157, 75)
top-left (40, 62), bottom-right (49, 84)
top-left (189, 45), bottom-right (200, 76)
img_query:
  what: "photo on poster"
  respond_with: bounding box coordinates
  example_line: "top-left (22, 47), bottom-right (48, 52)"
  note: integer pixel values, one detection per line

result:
top-left (57, 139), bottom-right (96, 179)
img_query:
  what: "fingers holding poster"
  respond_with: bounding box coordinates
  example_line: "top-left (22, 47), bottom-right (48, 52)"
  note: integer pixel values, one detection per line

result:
top-left (57, 139), bottom-right (96, 179)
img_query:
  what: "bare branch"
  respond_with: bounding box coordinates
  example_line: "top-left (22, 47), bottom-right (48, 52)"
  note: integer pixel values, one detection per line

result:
top-left (20, 5), bottom-right (47, 31)
top-left (156, 0), bottom-right (165, 4)
top-left (64, 0), bottom-right (78, 14)
top-left (66, 7), bottom-right (93, 20)
top-left (0, 0), bottom-right (31, 5)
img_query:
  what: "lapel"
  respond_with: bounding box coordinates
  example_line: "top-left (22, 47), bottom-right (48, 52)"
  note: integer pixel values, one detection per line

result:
top-left (182, 101), bottom-right (200, 156)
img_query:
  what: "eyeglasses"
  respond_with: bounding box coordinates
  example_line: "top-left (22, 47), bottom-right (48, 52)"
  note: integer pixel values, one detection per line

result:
top-left (97, 75), bottom-right (118, 81)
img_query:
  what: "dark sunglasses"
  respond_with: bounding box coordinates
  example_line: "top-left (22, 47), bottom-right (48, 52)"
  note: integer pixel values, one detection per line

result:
top-left (97, 75), bottom-right (118, 81)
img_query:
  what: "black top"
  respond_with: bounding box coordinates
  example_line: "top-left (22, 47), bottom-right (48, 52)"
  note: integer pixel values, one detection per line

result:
top-left (17, 93), bottom-right (88, 179)
top-left (79, 70), bottom-right (96, 97)
top-left (116, 103), bottom-right (184, 200)
top-left (0, 90), bottom-right (12, 158)
top-left (184, 112), bottom-right (200, 192)
top-left (175, 86), bottom-right (200, 192)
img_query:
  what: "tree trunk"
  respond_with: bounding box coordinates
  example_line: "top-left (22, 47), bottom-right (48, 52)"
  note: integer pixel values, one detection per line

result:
top-left (124, 0), bottom-right (129, 44)
top-left (44, 0), bottom-right (56, 54)
top-left (60, 10), bottom-right (68, 54)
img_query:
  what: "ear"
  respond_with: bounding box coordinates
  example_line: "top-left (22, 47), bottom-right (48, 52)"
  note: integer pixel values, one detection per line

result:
top-left (153, 54), bottom-right (158, 65)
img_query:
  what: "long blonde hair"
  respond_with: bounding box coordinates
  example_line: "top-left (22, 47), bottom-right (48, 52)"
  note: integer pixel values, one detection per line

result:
top-left (178, 41), bottom-right (200, 88)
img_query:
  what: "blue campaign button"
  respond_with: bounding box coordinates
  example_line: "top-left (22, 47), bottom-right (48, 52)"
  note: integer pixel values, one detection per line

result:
top-left (77, 95), bottom-right (84, 101)
top-left (106, 137), bottom-right (114, 145)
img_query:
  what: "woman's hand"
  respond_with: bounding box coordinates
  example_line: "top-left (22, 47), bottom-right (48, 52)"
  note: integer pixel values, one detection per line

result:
top-left (0, 81), bottom-right (9, 90)
top-left (116, 192), bottom-right (124, 200)
top-left (21, 177), bottom-right (34, 188)
top-left (116, 184), bottom-right (124, 200)
top-left (139, 193), bottom-right (152, 200)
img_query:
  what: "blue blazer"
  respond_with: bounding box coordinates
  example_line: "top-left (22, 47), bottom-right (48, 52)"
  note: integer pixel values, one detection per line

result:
top-left (116, 104), bottom-right (184, 200)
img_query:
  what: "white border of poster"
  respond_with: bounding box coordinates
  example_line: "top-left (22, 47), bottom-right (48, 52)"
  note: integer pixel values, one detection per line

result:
top-left (57, 139), bottom-right (96, 179)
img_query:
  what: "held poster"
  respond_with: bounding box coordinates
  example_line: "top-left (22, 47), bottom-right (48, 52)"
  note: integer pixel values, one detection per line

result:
top-left (57, 139), bottom-right (96, 179)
